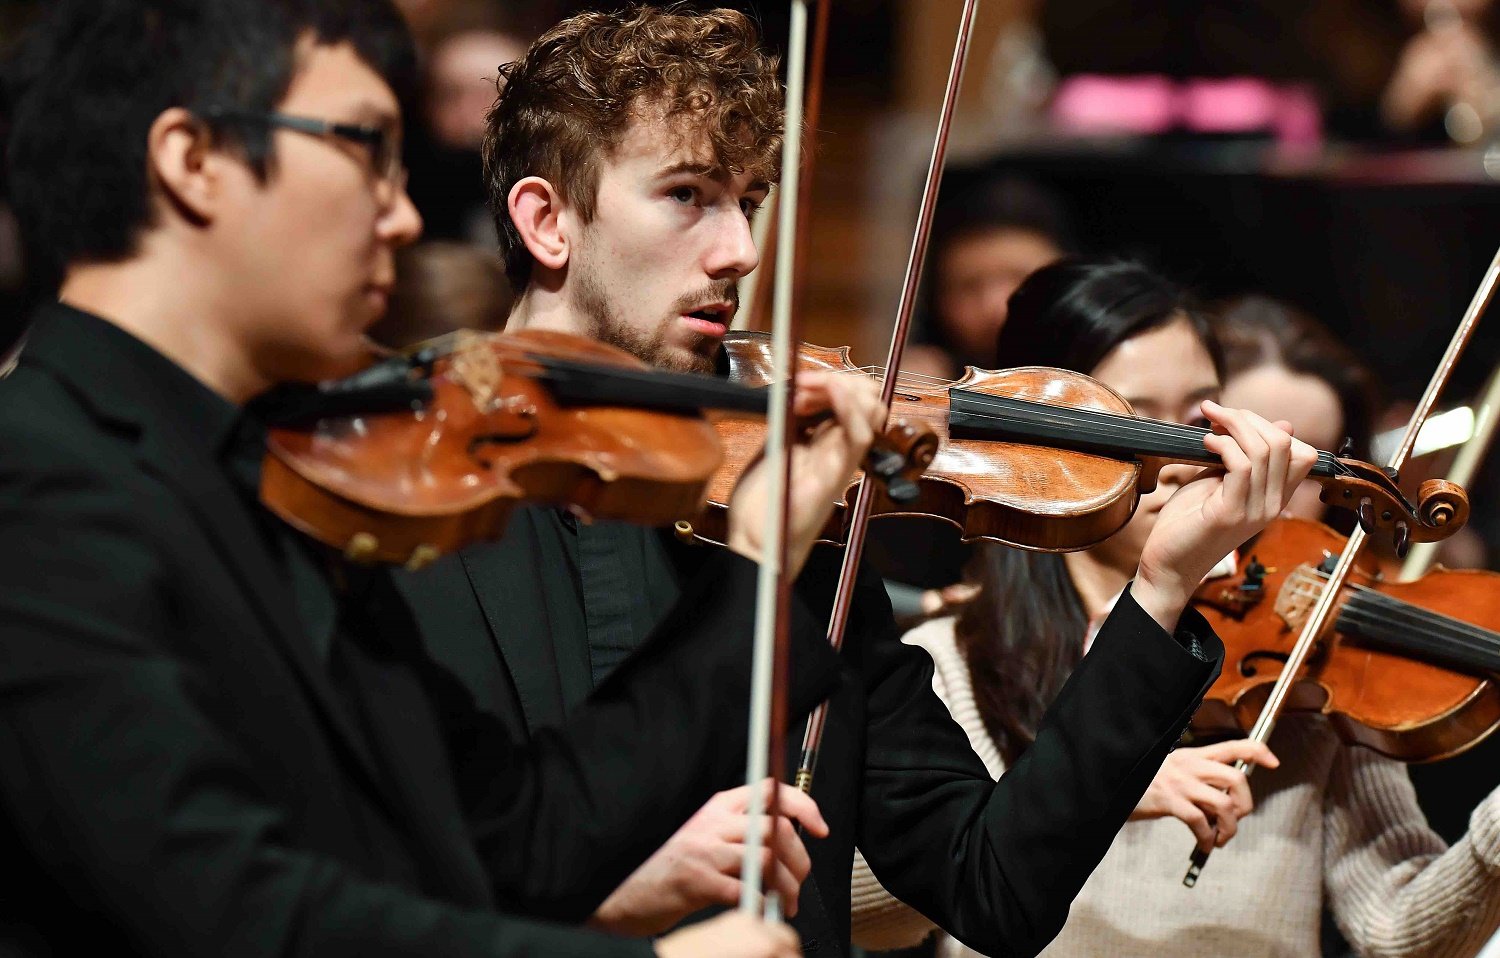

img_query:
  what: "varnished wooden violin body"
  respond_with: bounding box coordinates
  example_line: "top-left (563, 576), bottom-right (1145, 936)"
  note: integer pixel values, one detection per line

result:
top-left (702, 331), bottom-right (1470, 554)
top-left (261, 328), bottom-right (938, 568)
top-left (263, 329), bottom-right (730, 567)
top-left (1193, 516), bottom-right (1500, 762)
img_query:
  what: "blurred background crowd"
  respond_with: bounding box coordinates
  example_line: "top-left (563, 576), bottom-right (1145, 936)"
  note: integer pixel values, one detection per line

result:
top-left (3, 1), bottom-right (1500, 954)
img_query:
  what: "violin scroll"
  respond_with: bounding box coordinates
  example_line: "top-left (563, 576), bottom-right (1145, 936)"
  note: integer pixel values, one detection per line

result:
top-left (1317, 460), bottom-right (1469, 556)
top-left (1416, 479), bottom-right (1469, 532)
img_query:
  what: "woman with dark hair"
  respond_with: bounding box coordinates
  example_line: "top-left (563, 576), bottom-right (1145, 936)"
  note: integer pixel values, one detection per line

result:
top-left (851, 259), bottom-right (1500, 958)
top-left (1216, 295), bottom-right (1381, 520)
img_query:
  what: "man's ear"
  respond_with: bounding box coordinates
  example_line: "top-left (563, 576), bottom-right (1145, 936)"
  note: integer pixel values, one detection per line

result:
top-left (145, 107), bottom-right (231, 225)
top-left (508, 176), bottom-right (571, 272)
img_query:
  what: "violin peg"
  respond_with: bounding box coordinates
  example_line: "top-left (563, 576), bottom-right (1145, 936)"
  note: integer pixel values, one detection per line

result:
top-left (886, 475), bottom-right (920, 504)
top-left (866, 448), bottom-right (904, 479)
top-left (1356, 497), bottom-right (1376, 534)
top-left (1383, 466), bottom-right (1401, 485)
top-left (1393, 521), bottom-right (1411, 559)
top-left (1338, 437), bottom-right (1356, 459)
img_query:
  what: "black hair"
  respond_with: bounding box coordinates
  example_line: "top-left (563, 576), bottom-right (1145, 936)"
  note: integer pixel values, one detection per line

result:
top-left (931, 174), bottom-right (1074, 258)
top-left (962, 257), bottom-right (1223, 765)
top-left (997, 256), bottom-right (1224, 377)
top-left (2, 0), bottom-right (416, 286)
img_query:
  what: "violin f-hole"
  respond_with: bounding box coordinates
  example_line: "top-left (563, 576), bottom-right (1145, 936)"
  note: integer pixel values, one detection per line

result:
top-left (466, 412), bottom-right (540, 462)
top-left (1239, 650), bottom-right (1291, 678)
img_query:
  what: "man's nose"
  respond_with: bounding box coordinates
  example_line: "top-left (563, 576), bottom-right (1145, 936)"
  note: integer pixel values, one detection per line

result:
top-left (705, 209), bottom-right (759, 279)
top-left (380, 186), bottom-right (424, 247)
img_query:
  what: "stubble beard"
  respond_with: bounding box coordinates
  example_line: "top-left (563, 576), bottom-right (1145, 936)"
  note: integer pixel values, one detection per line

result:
top-left (574, 264), bottom-right (717, 374)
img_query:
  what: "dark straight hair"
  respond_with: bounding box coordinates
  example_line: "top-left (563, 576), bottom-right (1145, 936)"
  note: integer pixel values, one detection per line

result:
top-left (961, 257), bottom-right (1222, 765)
top-left (3, 0), bottom-right (416, 287)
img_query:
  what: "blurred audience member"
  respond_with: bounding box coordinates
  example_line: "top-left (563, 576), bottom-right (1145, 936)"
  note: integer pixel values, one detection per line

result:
top-left (1216, 295), bottom-right (1380, 524)
top-left (905, 175), bottom-right (1070, 380)
top-left (876, 181), bottom-right (1070, 624)
top-left (1381, 0), bottom-right (1500, 142)
top-left (1030, 0), bottom-right (1500, 145)
top-left (425, 8), bottom-right (526, 150)
top-left (366, 241), bottom-right (512, 350)
top-left (406, 2), bottom-right (535, 244)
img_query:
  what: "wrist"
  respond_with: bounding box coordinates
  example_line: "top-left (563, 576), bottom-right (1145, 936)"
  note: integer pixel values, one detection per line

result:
top-left (1128, 574), bottom-right (1190, 634)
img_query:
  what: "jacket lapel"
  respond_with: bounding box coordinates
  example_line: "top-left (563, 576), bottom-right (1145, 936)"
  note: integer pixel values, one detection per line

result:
top-left (458, 513), bottom-right (571, 734)
top-left (134, 431), bottom-right (391, 795)
top-left (22, 305), bottom-right (391, 801)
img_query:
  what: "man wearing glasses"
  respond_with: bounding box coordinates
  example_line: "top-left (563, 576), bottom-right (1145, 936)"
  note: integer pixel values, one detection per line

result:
top-left (0, 1), bottom-right (882, 955)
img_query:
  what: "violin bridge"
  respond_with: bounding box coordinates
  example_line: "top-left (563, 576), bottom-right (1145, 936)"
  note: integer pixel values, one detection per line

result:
top-left (1274, 565), bottom-right (1324, 634)
top-left (449, 330), bottom-right (505, 410)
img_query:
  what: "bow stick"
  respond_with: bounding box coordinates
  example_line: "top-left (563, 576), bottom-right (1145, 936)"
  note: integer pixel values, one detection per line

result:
top-left (1400, 357), bottom-right (1500, 579)
top-left (794, 0), bottom-right (982, 794)
top-left (739, 0), bottom-right (815, 917)
top-left (731, 0), bottom-right (831, 335)
top-left (1184, 245), bottom-right (1500, 887)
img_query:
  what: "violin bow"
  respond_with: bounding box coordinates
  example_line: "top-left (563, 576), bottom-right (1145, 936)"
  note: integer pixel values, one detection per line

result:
top-left (795, 0), bottom-right (982, 794)
top-left (1400, 356), bottom-right (1500, 579)
top-left (731, 0), bottom-right (831, 335)
top-left (739, 0), bottom-right (816, 917)
top-left (1184, 245), bottom-right (1500, 887)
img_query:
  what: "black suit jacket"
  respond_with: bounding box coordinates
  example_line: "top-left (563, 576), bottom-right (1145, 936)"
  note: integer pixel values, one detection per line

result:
top-left (0, 304), bottom-right (840, 956)
top-left (403, 504), bottom-right (1227, 957)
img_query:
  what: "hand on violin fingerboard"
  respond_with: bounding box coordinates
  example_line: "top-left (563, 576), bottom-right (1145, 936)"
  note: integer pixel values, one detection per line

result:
top-left (727, 370), bottom-right (885, 575)
top-left (1132, 401), bottom-right (1318, 632)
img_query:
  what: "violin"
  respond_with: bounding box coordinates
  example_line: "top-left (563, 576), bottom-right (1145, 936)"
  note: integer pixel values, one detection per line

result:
top-left (1192, 516), bottom-right (1500, 762)
top-left (697, 331), bottom-right (1470, 555)
top-left (260, 328), bottom-right (936, 568)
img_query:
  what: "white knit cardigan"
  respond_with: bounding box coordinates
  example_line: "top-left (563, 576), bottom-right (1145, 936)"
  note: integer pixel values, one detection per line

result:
top-left (849, 617), bottom-right (1500, 958)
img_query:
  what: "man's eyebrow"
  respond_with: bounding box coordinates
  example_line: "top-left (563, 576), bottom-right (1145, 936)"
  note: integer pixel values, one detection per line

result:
top-left (654, 159), bottom-right (727, 181)
top-left (747, 178), bottom-right (771, 195)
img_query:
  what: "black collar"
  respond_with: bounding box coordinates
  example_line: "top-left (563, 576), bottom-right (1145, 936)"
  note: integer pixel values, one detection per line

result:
top-left (20, 301), bottom-right (243, 457)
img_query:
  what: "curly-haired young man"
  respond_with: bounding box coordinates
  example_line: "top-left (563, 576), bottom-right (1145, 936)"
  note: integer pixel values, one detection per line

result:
top-left (404, 5), bottom-right (1315, 957)
top-left (483, 5), bottom-right (779, 374)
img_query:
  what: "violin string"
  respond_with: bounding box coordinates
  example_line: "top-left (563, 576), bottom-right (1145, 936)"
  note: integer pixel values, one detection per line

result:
top-left (1290, 581), bottom-right (1500, 651)
top-left (922, 386), bottom-right (1363, 480)
top-left (889, 396), bottom-right (1365, 492)
top-left (1278, 578), bottom-right (1500, 665)
top-left (1278, 590), bottom-right (1500, 674)
top-left (1334, 604), bottom-right (1500, 671)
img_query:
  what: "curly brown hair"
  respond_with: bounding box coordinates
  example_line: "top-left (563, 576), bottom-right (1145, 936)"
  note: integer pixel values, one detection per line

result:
top-left (482, 5), bottom-right (784, 291)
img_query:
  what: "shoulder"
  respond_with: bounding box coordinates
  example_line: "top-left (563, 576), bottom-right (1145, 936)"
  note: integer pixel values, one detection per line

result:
top-left (0, 367), bottom-right (165, 569)
top-left (0, 366), bottom-right (134, 475)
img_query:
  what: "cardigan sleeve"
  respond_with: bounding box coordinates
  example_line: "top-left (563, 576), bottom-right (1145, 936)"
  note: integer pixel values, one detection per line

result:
top-left (1324, 741), bottom-right (1500, 958)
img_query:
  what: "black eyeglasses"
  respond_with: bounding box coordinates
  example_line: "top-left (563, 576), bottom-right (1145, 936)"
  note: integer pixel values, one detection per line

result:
top-left (207, 110), bottom-right (407, 202)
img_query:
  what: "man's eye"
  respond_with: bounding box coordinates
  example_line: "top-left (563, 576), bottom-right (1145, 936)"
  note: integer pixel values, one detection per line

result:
top-left (668, 186), bottom-right (697, 204)
top-left (741, 198), bottom-right (763, 218)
